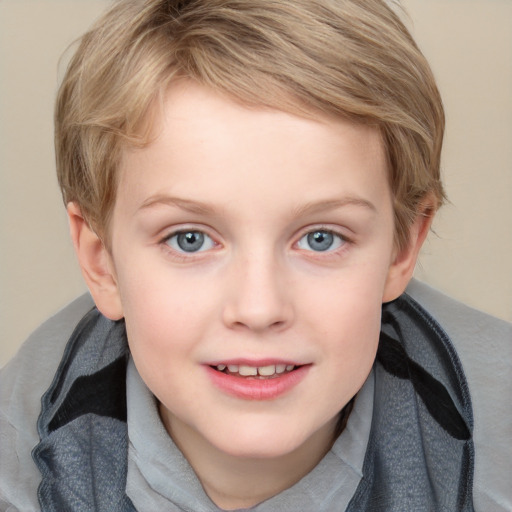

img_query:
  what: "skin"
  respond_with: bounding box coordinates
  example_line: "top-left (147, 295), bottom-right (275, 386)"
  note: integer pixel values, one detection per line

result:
top-left (68, 81), bottom-right (432, 509)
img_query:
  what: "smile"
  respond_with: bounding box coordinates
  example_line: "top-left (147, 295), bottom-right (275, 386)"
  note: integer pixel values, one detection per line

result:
top-left (205, 362), bottom-right (310, 400)
top-left (213, 363), bottom-right (296, 378)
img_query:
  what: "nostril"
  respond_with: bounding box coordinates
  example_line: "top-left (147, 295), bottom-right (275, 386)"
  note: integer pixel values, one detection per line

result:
top-left (221, 286), bottom-right (294, 332)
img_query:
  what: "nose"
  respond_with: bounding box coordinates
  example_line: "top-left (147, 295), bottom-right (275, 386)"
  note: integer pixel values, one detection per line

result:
top-left (222, 251), bottom-right (294, 333)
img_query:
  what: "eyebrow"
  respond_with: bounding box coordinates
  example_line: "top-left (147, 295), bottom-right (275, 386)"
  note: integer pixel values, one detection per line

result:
top-left (292, 197), bottom-right (377, 217)
top-left (137, 194), bottom-right (377, 217)
top-left (138, 195), bottom-right (216, 215)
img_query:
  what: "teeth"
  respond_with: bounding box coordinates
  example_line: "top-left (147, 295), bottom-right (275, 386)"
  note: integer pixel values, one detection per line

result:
top-left (216, 363), bottom-right (296, 376)
top-left (239, 365), bottom-right (258, 376)
top-left (258, 365), bottom-right (276, 376)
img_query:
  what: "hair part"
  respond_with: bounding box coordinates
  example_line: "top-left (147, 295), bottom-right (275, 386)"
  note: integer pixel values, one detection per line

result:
top-left (56, 0), bottom-right (445, 250)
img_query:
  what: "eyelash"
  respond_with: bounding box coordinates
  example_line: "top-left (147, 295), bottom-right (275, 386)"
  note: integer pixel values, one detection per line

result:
top-left (158, 226), bottom-right (352, 261)
top-left (294, 227), bottom-right (352, 258)
top-left (159, 228), bottom-right (218, 261)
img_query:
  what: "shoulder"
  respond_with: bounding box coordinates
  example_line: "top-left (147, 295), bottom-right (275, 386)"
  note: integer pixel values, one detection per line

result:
top-left (406, 279), bottom-right (512, 347)
top-left (0, 294), bottom-right (94, 510)
top-left (406, 279), bottom-right (512, 511)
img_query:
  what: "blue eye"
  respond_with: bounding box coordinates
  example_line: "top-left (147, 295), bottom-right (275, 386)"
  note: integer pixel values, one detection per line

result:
top-left (297, 230), bottom-right (345, 252)
top-left (165, 231), bottom-right (215, 253)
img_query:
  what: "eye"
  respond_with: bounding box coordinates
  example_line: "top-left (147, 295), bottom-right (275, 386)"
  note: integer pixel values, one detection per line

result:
top-left (297, 230), bottom-right (345, 252)
top-left (165, 230), bottom-right (216, 253)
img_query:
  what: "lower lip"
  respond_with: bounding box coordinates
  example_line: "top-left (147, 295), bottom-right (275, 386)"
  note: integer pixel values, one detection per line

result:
top-left (205, 365), bottom-right (310, 401)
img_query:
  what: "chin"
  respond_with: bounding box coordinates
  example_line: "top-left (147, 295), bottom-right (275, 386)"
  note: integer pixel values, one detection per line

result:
top-left (218, 440), bottom-right (300, 460)
top-left (206, 420), bottom-right (325, 460)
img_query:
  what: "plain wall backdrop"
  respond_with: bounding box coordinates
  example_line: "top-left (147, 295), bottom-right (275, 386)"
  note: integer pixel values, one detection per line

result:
top-left (1, 0), bottom-right (511, 366)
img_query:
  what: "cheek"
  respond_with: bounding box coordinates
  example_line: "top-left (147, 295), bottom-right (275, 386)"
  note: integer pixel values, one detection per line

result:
top-left (117, 270), bottom-right (233, 391)
top-left (327, 298), bottom-right (381, 368)
top-left (303, 268), bottom-right (385, 374)
top-left (114, 265), bottom-right (213, 363)
top-left (322, 301), bottom-right (381, 410)
top-left (117, 253), bottom-right (215, 322)
top-left (119, 286), bottom-right (208, 403)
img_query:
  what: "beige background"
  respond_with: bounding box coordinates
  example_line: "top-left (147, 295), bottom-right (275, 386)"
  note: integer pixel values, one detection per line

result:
top-left (1, 0), bottom-right (511, 367)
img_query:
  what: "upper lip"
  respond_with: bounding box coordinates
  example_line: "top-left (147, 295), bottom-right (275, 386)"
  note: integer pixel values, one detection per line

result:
top-left (205, 358), bottom-right (306, 367)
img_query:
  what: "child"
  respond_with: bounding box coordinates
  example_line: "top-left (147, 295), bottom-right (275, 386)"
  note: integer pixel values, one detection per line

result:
top-left (1, 0), bottom-right (511, 510)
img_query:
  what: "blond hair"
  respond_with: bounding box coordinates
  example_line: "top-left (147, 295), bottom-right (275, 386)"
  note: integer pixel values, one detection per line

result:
top-left (56, 0), bottom-right (445, 250)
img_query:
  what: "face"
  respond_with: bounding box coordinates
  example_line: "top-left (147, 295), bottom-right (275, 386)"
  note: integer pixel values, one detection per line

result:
top-left (105, 82), bottom-right (404, 461)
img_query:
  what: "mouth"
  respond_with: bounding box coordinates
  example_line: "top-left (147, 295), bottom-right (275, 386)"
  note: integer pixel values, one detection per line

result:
top-left (210, 363), bottom-right (298, 379)
top-left (205, 361), bottom-right (310, 400)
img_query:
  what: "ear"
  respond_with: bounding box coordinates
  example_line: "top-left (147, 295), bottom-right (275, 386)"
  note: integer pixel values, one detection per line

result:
top-left (67, 202), bottom-right (124, 320)
top-left (382, 199), bottom-right (435, 303)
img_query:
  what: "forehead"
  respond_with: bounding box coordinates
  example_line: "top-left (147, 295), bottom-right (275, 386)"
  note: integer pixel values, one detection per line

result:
top-left (116, 81), bottom-right (388, 218)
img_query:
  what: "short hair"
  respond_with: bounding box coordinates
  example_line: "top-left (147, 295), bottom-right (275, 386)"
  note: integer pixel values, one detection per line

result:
top-left (56, 0), bottom-right (445, 250)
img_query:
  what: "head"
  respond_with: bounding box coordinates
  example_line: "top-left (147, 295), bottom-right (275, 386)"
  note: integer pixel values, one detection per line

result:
top-left (58, 0), bottom-right (445, 493)
top-left (57, 0), bottom-right (444, 252)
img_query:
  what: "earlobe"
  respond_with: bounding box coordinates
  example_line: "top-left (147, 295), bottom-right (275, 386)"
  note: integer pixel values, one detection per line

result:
top-left (67, 202), bottom-right (124, 320)
top-left (383, 202), bottom-right (435, 303)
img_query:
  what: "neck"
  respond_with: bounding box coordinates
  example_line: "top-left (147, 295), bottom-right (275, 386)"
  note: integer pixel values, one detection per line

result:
top-left (160, 405), bottom-right (338, 510)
